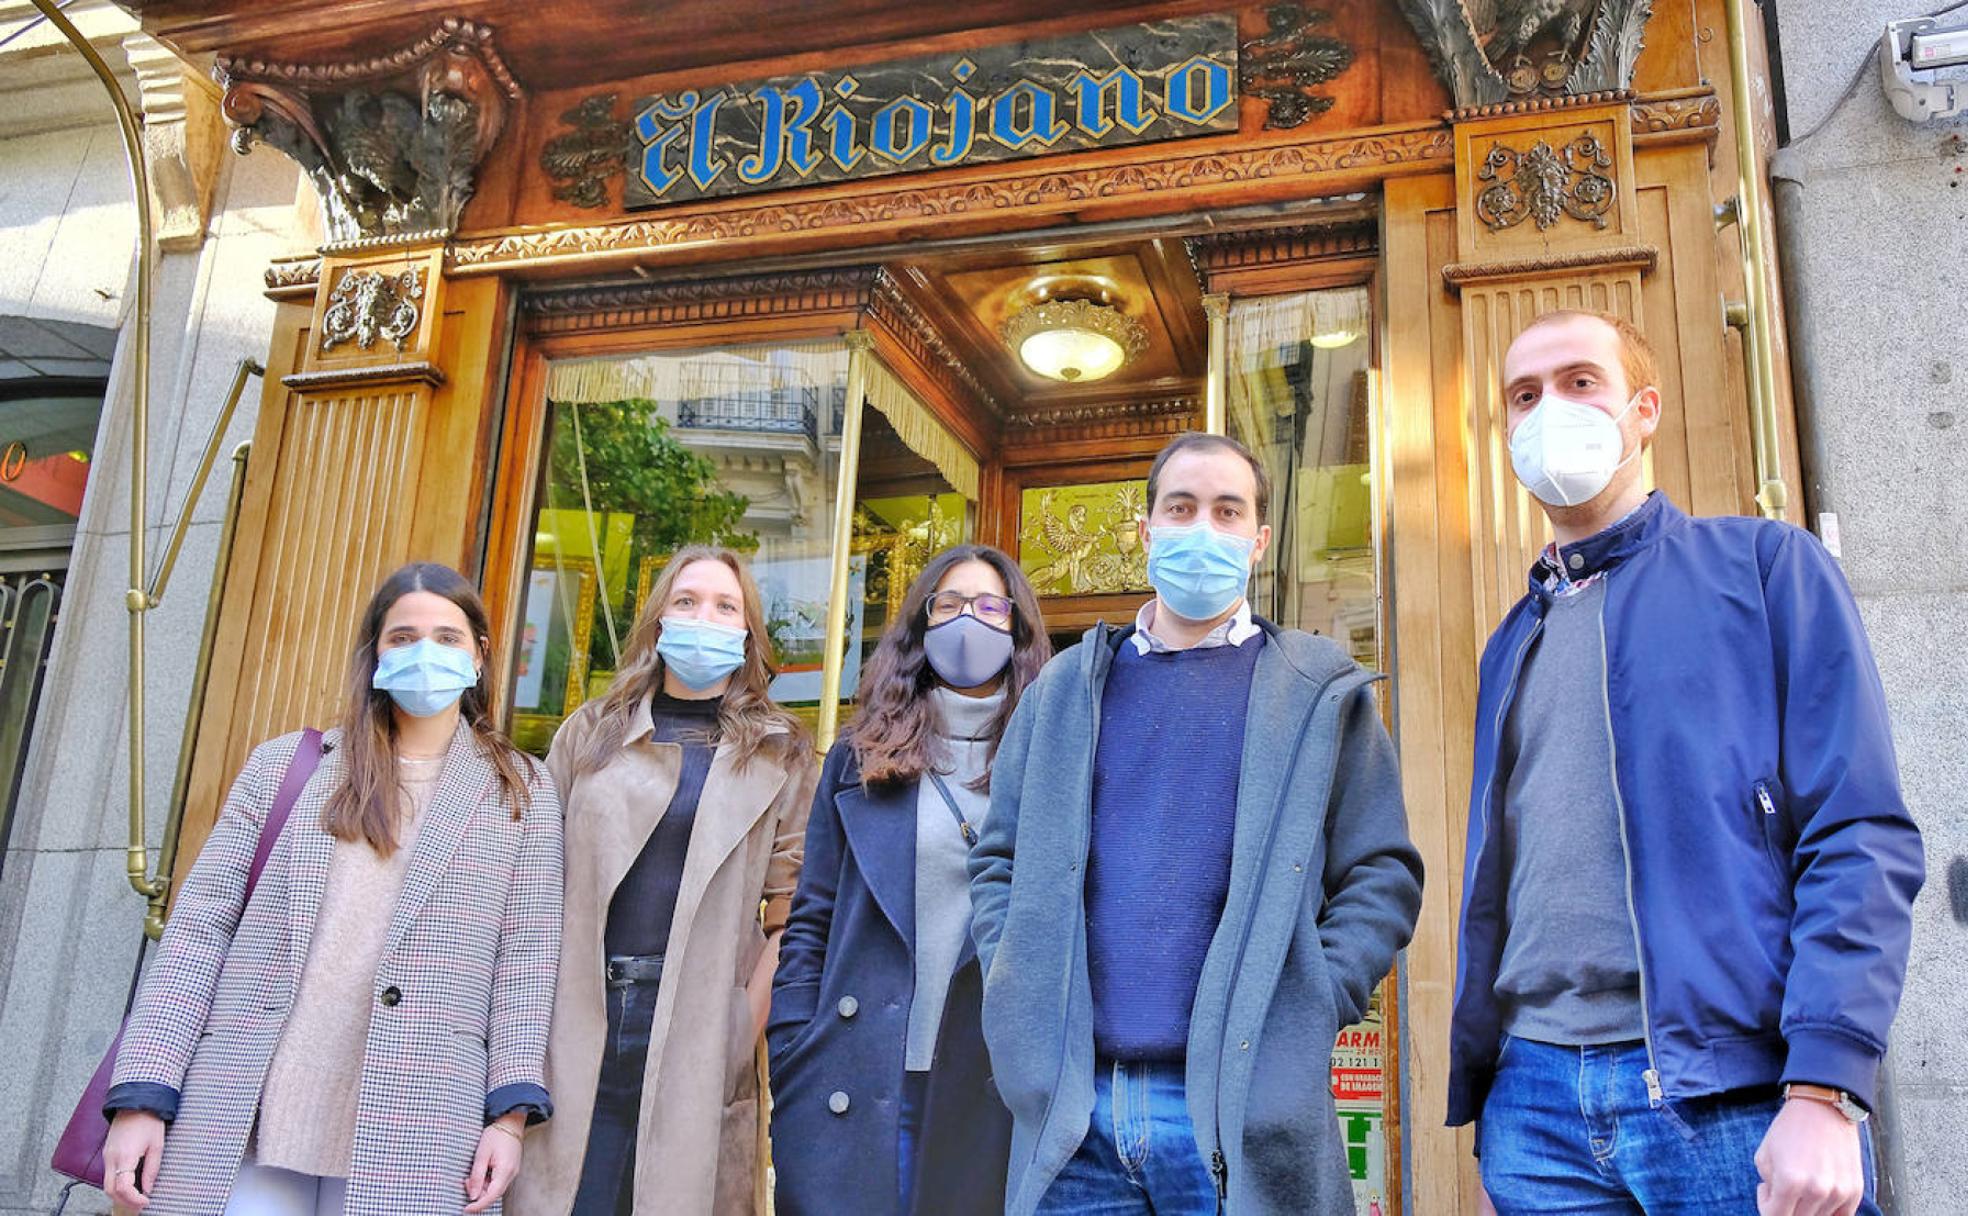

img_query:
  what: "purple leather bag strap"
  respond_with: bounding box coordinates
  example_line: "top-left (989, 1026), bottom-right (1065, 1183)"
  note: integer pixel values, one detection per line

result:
top-left (245, 728), bottom-right (324, 903)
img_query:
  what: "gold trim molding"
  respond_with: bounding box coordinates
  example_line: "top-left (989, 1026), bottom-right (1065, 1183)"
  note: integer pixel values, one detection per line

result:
top-left (449, 124), bottom-right (1455, 275)
top-left (281, 361), bottom-right (447, 390)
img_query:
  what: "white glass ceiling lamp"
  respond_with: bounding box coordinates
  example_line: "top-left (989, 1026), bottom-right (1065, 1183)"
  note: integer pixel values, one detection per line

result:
top-left (1004, 288), bottom-right (1149, 383)
top-left (1308, 287), bottom-right (1369, 350)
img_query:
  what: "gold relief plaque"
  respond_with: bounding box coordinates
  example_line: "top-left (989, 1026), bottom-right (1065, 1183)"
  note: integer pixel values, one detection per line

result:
top-left (1018, 480), bottom-right (1150, 597)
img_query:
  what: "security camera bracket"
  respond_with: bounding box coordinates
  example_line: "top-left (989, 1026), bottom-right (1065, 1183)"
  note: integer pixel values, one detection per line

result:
top-left (1881, 17), bottom-right (1968, 123)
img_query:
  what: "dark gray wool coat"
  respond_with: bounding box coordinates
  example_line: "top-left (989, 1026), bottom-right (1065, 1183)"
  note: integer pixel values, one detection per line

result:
top-left (969, 618), bottom-right (1424, 1216)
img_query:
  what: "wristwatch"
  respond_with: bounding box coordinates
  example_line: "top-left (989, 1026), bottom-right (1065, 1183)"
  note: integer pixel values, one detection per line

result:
top-left (1782, 1083), bottom-right (1869, 1124)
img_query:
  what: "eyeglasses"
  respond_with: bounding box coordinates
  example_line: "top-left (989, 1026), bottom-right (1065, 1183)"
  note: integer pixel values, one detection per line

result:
top-left (925, 590), bottom-right (1014, 628)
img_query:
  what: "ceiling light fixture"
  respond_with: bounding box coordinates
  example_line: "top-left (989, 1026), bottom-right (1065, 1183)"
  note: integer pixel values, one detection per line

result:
top-left (1005, 296), bottom-right (1148, 383)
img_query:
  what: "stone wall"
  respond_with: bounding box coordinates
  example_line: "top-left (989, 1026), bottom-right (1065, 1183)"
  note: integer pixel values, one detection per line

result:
top-left (0, 35), bottom-right (304, 1206)
top-left (1770, 4), bottom-right (1968, 1212)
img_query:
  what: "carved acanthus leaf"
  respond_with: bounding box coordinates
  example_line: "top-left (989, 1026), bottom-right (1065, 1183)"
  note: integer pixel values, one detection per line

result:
top-left (216, 19), bottom-right (522, 242)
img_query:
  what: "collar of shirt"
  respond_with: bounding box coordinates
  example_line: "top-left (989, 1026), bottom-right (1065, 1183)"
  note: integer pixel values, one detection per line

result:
top-left (1535, 497), bottom-right (1650, 599)
top-left (1130, 599), bottom-right (1260, 655)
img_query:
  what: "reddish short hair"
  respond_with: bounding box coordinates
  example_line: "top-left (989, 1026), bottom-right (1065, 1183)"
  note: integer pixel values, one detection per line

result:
top-left (1515, 309), bottom-right (1661, 398)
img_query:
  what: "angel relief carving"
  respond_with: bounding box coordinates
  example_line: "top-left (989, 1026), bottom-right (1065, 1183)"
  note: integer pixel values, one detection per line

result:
top-left (1018, 481), bottom-right (1150, 597)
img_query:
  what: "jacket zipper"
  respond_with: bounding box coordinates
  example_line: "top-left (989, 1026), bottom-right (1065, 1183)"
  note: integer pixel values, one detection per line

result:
top-left (1023, 635), bottom-right (1105, 1192)
top-left (1207, 668), bottom-right (1353, 1209)
top-left (1596, 586), bottom-right (1664, 1105)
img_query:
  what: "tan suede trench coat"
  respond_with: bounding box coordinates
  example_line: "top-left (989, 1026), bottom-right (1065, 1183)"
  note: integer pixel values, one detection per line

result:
top-left (509, 696), bottom-right (816, 1215)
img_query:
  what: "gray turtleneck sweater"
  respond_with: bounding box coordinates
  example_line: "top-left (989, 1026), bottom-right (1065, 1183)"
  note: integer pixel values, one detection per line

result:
top-left (907, 685), bottom-right (1003, 1071)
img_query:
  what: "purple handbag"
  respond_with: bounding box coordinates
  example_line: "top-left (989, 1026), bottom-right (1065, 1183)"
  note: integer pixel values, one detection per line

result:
top-left (50, 729), bottom-right (324, 1189)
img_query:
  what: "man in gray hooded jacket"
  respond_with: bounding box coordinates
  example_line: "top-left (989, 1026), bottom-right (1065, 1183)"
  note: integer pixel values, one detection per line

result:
top-left (969, 433), bottom-right (1424, 1216)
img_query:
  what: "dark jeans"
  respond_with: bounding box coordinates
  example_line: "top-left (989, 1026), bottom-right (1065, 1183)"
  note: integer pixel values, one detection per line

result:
top-left (897, 1069), bottom-right (931, 1209)
top-left (1035, 1057), bottom-right (1215, 1215)
top-left (1479, 1035), bottom-right (1881, 1214)
top-left (572, 956), bottom-right (664, 1216)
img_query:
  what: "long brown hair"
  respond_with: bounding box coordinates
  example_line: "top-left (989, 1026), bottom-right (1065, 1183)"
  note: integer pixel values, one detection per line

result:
top-left (324, 562), bottom-right (537, 855)
top-left (845, 544), bottom-right (1050, 792)
top-left (570, 545), bottom-right (807, 775)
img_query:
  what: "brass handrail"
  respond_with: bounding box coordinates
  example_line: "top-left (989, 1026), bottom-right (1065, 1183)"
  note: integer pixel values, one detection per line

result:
top-left (25, 0), bottom-right (161, 900)
top-left (146, 440), bottom-right (253, 938)
top-left (1723, 0), bottom-right (1790, 520)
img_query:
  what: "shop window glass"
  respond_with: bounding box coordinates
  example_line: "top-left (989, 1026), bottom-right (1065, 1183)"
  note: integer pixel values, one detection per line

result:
top-left (509, 338), bottom-right (974, 754)
top-left (1228, 286), bottom-right (1393, 1216)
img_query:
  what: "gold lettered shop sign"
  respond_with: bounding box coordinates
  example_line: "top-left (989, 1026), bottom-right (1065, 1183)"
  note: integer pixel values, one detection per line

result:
top-left (626, 14), bottom-right (1239, 208)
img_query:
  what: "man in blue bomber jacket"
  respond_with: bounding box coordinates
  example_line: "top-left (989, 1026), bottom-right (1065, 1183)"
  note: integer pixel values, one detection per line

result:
top-left (969, 432), bottom-right (1424, 1216)
top-left (1453, 309), bottom-right (1925, 1216)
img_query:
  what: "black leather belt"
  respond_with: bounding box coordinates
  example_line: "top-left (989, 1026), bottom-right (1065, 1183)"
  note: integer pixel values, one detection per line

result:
top-left (605, 953), bottom-right (665, 988)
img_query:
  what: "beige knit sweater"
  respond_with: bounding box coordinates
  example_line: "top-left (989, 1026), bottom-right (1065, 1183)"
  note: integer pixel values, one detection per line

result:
top-left (254, 753), bottom-right (445, 1177)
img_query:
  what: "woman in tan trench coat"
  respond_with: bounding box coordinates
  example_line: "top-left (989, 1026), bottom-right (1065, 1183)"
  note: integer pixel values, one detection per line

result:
top-left (510, 545), bottom-right (816, 1215)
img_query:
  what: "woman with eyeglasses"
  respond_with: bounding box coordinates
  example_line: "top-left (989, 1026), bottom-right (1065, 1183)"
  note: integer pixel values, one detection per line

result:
top-left (768, 544), bottom-right (1049, 1216)
top-left (509, 545), bottom-right (815, 1215)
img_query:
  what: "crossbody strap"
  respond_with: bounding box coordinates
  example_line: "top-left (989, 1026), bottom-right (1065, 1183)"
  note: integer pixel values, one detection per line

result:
top-left (925, 772), bottom-right (976, 847)
top-left (244, 728), bottom-right (325, 902)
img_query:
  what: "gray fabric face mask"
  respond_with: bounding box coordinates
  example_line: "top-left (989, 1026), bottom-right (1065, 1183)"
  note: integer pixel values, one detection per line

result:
top-left (922, 614), bottom-right (1014, 690)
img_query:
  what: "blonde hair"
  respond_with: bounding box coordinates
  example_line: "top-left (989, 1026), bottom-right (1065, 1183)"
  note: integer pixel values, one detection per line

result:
top-left (570, 545), bottom-right (807, 775)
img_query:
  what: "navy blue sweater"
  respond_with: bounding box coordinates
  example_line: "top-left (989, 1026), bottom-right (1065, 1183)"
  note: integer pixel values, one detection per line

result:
top-left (1084, 633), bottom-right (1264, 1060)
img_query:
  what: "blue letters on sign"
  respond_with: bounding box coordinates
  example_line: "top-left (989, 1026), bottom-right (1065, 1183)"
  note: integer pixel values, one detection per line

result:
top-left (989, 81), bottom-right (1070, 150)
top-left (687, 92), bottom-right (731, 190)
top-left (739, 78), bottom-right (824, 184)
top-left (635, 92), bottom-right (699, 196)
top-left (1164, 56), bottom-right (1234, 126)
top-left (1071, 68), bottom-right (1154, 138)
top-left (870, 95), bottom-right (936, 165)
top-left (620, 16), bottom-right (1243, 207)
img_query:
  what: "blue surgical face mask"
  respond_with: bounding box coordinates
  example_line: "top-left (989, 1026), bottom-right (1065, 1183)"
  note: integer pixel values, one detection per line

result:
top-left (658, 617), bottom-right (749, 690)
top-left (923, 613), bottom-right (1014, 690)
top-left (1146, 521), bottom-right (1257, 623)
top-left (372, 637), bottom-right (479, 717)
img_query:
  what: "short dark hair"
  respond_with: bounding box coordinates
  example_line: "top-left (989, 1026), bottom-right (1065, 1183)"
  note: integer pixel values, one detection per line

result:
top-left (1146, 432), bottom-right (1271, 519)
top-left (1515, 309), bottom-right (1661, 398)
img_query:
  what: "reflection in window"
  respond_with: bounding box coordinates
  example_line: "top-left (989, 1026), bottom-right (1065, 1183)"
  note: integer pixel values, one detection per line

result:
top-left (510, 340), bottom-right (848, 754)
top-left (1228, 285), bottom-right (1390, 1216)
top-left (508, 339), bottom-right (979, 754)
top-left (1228, 287), bottom-right (1378, 667)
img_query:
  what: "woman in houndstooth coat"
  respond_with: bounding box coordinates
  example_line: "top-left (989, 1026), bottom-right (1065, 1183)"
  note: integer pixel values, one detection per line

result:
top-left (98, 563), bottom-right (565, 1216)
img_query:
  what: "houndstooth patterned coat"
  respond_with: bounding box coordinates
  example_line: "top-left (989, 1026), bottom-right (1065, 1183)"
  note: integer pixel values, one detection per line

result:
top-left (110, 724), bottom-right (564, 1215)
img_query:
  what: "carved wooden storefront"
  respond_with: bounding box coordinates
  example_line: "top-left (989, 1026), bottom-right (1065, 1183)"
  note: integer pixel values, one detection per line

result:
top-left (123, 1), bottom-right (1796, 1210)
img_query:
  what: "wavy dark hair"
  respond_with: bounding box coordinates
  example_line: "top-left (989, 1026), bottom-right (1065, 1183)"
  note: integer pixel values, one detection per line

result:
top-left (845, 544), bottom-right (1050, 792)
top-left (325, 563), bottom-right (537, 855)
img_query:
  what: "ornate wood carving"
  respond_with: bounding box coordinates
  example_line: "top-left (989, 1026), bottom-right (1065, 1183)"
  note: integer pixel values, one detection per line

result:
top-left (1474, 133), bottom-right (1615, 231)
top-left (1440, 241), bottom-right (1659, 288)
top-left (1008, 396), bottom-right (1199, 430)
top-left (520, 267), bottom-right (879, 334)
top-left (454, 125), bottom-right (1452, 274)
top-left (541, 93), bottom-right (632, 210)
top-left (1187, 219), bottom-right (1378, 275)
top-left (868, 271), bottom-right (1004, 420)
top-left (321, 268), bottom-right (426, 352)
top-left (1397, 0), bottom-right (1655, 109)
top-left (264, 256), bottom-right (322, 298)
top-left (1240, 4), bottom-right (1355, 130)
top-left (1631, 90), bottom-right (1722, 132)
top-left (217, 19), bottom-right (523, 242)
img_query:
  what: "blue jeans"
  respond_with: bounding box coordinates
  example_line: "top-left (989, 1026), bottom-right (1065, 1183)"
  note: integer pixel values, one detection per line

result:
top-left (1035, 1058), bottom-right (1216, 1215)
top-left (572, 958), bottom-right (664, 1215)
top-left (1480, 1036), bottom-right (1880, 1214)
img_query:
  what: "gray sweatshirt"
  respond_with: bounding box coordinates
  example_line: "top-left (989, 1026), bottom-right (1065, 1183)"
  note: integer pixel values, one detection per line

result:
top-left (906, 685), bottom-right (1003, 1071)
